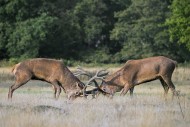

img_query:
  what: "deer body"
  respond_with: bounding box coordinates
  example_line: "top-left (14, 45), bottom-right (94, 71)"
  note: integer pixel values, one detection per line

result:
top-left (9, 58), bottom-right (84, 99)
top-left (100, 56), bottom-right (177, 96)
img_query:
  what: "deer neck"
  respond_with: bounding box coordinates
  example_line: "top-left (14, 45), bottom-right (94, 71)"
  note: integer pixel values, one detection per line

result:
top-left (60, 70), bottom-right (83, 90)
top-left (106, 71), bottom-right (122, 86)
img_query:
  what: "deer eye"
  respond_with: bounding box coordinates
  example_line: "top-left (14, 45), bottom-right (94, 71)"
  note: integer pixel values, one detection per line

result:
top-left (75, 91), bottom-right (80, 95)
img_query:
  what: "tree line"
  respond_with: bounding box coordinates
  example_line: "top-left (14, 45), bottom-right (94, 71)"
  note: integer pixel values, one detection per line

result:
top-left (0, 0), bottom-right (190, 64)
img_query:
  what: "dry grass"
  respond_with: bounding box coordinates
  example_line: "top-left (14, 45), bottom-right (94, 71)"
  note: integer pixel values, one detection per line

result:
top-left (0, 67), bottom-right (190, 127)
top-left (0, 88), bottom-right (189, 127)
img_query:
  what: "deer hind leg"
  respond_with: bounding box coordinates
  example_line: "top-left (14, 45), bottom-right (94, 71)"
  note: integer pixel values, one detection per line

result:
top-left (50, 80), bottom-right (61, 99)
top-left (159, 78), bottom-right (169, 97)
top-left (51, 85), bottom-right (57, 99)
top-left (161, 75), bottom-right (177, 96)
top-left (8, 73), bottom-right (31, 99)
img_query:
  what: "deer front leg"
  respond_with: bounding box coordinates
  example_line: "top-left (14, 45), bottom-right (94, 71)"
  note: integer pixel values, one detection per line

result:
top-left (120, 83), bottom-right (131, 96)
top-left (50, 80), bottom-right (61, 99)
top-left (130, 87), bottom-right (134, 97)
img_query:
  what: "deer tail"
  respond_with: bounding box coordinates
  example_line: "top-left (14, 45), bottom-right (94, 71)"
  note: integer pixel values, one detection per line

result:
top-left (11, 63), bottom-right (19, 74)
top-left (11, 65), bottom-right (16, 73)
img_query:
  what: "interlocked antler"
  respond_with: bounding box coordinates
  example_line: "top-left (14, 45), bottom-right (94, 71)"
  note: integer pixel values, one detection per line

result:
top-left (85, 69), bottom-right (108, 87)
top-left (74, 66), bottom-right (109, 98)
top-left (74, 66), bottom-right (109, 87)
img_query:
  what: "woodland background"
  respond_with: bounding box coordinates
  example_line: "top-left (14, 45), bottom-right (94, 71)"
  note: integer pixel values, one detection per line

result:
top-left (0, 0), bottom-right (190, 65)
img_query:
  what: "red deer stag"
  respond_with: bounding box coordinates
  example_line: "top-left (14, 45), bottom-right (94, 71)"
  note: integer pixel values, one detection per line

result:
top-left (99, 56), bottom-right (178, 97)
top-left (9, 58), bottom-right (86, 100)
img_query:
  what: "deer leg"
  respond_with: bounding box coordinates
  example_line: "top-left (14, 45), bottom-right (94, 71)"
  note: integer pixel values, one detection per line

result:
top-left (56, 85), bottom-right (61, 99)
top-left (120, 84), bottom-right (131, 96)
top-left (51, 85), bottom-right (57, 99)
top-left (8, 74), bottom-right (31, 99)
top-left (52, 85), bottom-right (56, 98)
top-left (162, 76), bottom-right (177, 96)
top-left (160, 78), bottom-right (169, 97)
top-left (129, 87), bottom-right (134, 97)
top-left (8, 84), bottom-right (22, 99)
top-left (50, 81), bottom-right (61, 99)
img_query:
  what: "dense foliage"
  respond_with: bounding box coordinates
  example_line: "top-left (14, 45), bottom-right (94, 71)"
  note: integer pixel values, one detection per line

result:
top-left (0, 0), bottom-right (190, 64)
top-left (166, 0), bottom-right (190, 50)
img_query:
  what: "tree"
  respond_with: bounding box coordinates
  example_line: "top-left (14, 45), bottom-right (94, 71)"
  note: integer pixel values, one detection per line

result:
top-left (71, 0), bottom-right (131, 63)
top-left (110, 0), bottom-right (189, 62)
top-left (73, 0), bottom-right (107, 47)
top-left (0, 0), bottom-right (57, 59)
top-left (166, 0), bottom-right (190, 50)
top-left (0, 0), bottom-right (190, 63)
top-left (7, 13), bottom-right (56, 58)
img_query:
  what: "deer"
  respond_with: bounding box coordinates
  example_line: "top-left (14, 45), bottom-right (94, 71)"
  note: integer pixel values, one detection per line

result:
top-left (96, 56), bottom-right (178, 97)
top-left (9, 58), bottom-right (88, 100)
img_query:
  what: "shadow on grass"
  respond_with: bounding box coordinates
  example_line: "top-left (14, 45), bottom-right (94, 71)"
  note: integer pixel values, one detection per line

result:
top-left (0, 103), bottom-right (63, 113)
top-left (32, 105), bottom-right (62, 112)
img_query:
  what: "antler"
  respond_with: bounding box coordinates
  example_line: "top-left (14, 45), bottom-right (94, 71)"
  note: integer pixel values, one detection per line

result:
top-left (74, 66), bottom-right (108, 87)
top-left (85, 69), bottom-right (108, 87)
top-left (84, 69), bottom-right (109, 98)
top-left (74, 66), bottom-right (93, 77)
top-left (74, 66), bottom-right (109, 98)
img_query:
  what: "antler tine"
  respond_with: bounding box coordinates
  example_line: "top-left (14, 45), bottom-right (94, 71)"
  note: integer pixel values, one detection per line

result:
top-left (74, 66), bottom-right (92, 77)
top-left (86, 84), bottom-right (97, 89)
top-left (98, 70), bottom-right (109, 77)
top-left (73, 72), bottom-right (86, 77)
top-left (75, 66), bottom-right (108, 78)
top-left (85, 69), bottom-right (108, 86)
top-left (95, 69), bottom-right (109, 80)
top-left (74, 67), bottom-right (100, 87)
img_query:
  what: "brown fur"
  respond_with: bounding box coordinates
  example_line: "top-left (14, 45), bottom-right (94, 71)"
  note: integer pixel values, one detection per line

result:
top-left (9, 58), bottom-right (85, 100)
top-left (100, 56), bottom-right (177, 96)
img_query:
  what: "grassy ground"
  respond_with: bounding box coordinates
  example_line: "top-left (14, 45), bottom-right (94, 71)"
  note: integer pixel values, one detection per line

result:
top-left (0, 67), bottom-right (190, 127)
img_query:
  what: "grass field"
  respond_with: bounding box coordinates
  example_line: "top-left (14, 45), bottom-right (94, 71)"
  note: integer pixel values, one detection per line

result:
top-left (0, 67), bottom-right (190, 127)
